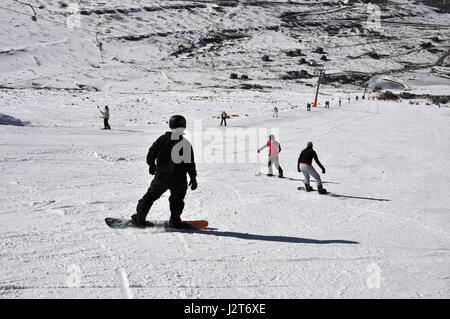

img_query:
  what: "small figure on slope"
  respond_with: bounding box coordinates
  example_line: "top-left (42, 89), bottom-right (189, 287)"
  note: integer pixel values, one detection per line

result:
top-left (98, 105), bottom-right (111, 130)
top-left (297, 141), bottom-right (327, 194)
top-left (258, 134), bottom-right (283, 178)
top-left (131, 115), bottom-right (198, 228)
top-left (220, 111), bottom-right (227, 126)
top-left (273, 106), bottom-right (279, 117)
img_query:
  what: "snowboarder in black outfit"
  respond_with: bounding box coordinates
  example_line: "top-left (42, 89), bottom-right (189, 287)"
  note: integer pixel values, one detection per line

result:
top-left (297, 141), bottom-right (327, 194)
top-left (131, 115), bottom-right (198, 228)
top-left (307, 103), bottom-right (311, 111)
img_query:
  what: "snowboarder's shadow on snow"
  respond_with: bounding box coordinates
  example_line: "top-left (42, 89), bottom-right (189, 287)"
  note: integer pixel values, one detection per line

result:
top-left (111, 129), bottom-right (146, 134)
top-left (292, 178), bottom-right (339, 184)
top-left (169, 229), bottom-right (359, 245)
top-left (330, 193), bottom-right (390, 202)
top-left (258, 174), bottom-right (339, 184)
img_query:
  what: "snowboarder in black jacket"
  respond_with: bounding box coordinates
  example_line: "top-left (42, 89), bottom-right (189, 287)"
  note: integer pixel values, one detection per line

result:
top-left (297, 141), bottom-right (327, 194)
top-left (131, 115), bottom-right (197, 228)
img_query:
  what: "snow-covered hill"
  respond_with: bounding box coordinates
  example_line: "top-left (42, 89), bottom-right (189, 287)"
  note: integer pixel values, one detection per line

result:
top-left (1, 0), bottom-right (449, 92)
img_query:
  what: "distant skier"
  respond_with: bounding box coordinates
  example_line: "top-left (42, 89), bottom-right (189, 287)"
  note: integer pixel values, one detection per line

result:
top-left (220, 111), bottom-right (227, 126)
top-left (98, 106), bottom-right (111, 130)
top-left (339, 98), bottom-right (341, 107)
top-left (258, 134), bottom-right (283, 178)
top-left (273, 106), bottom-right (279, 117)
top-left (307, 103), bottom-right (311, 111)
top-left (325, 101), bottom-right (330, 108)
top-left (131, 115), bottom-right (197, 228)
top-left (297, 141), bottom-right (327, 194)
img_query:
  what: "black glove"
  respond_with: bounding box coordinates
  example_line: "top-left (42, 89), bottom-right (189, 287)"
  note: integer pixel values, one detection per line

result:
top-left (189, 178), bottom-right (198, 191)
top-left (149, 165), bottom-right (156, 175)
top-left (257, 149), bottom-right (260, 153)
top-left (322, 167), bottom-right (326, 174)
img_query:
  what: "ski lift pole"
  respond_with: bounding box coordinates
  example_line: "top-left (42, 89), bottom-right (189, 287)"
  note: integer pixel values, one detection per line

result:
top-left (99, 43), bottom-right (104, 63)
top-left (96, 32), bottom-right (104, 63)
top-left (312, 69), bottom-right (323, 107)
top-left (14, 1), bottom-right (37, 21)
top-left (26, 2), bottom-right (37, 21)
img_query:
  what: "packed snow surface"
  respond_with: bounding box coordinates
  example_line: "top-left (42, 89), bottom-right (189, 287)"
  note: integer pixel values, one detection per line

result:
top-left (0, 87), bottom-right (449, 298)
top-left (0, 0), bottom-right (449, 299)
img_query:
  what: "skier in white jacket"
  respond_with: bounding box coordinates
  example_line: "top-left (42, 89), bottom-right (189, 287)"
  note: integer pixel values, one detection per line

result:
top-left (258, 134), bottom-right (283, 177)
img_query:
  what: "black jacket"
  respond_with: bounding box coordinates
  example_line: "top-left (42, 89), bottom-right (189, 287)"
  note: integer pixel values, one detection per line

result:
top-left (147, 132), bottom-right (197, 180)
top-left (298, 147), bottom-right (324, 171)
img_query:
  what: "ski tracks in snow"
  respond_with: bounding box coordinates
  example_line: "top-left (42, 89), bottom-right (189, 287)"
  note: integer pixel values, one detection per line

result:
top-left (88, 234), bottom-right (134, 299)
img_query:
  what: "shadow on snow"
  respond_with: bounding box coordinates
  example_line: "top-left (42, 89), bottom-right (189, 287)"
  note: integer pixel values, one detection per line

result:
top-left (170, 229), bottom-right (359, 245)
top-left (330, 193), bottom-right (390, 202)
top-left (292, 178), bottom-right (340, 184)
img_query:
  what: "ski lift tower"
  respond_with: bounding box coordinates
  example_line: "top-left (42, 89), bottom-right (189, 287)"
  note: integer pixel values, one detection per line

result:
top-left (16, 1), bottom-right (37, 21)
top-left (312, 68), bottom-right (324, 107)
top-left (96, 32), bottom-right (105, 64)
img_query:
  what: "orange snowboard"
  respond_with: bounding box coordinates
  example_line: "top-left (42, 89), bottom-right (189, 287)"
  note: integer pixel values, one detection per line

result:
top-left (183, 220), bottom-right (209, 230)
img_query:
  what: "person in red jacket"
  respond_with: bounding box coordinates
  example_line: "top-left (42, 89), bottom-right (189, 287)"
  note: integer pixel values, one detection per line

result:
top-left (258, 134), bottom-right (283, 177)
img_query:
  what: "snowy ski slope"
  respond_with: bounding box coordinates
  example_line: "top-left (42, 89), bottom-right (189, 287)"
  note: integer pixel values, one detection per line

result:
top-left (0, 0), bottom-right (449, 298)
top-left (1, 87), bottom-right (449, 298)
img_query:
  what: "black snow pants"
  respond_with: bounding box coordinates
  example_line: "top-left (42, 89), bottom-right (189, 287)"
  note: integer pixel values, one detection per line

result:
top-left (220, 118), bottom-right (227, 126)
top-left (104, 118), bottom-right (111, 129)
top-left (136, 176), bottom-right (188, 223)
